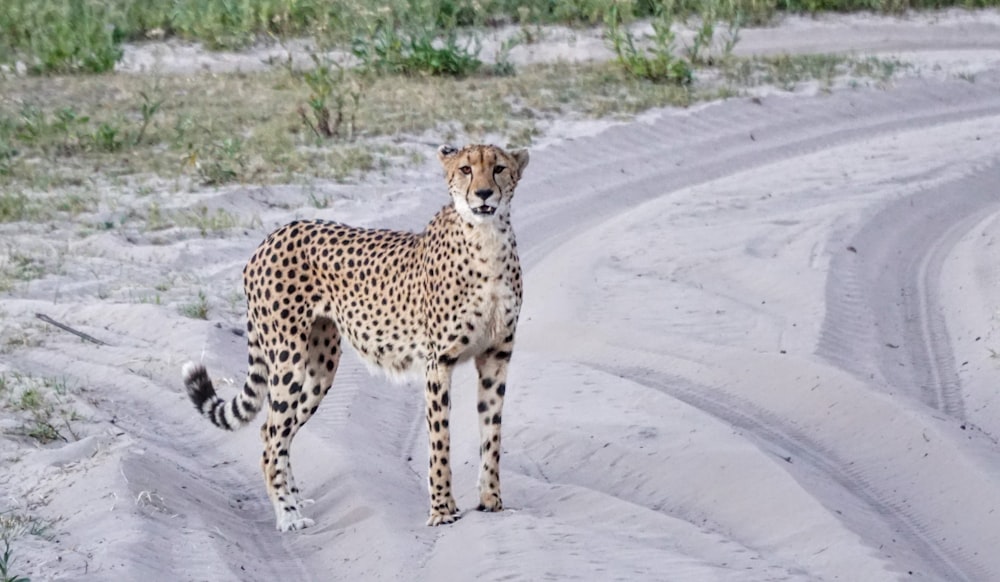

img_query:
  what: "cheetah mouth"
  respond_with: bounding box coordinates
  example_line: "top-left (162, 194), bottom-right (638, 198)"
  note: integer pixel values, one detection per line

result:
top-left (471, 205), bottom-right (497, 216)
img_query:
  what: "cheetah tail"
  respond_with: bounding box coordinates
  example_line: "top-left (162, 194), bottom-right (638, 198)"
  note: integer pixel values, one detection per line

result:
top-left (181, 362), bottom-right (264, 431)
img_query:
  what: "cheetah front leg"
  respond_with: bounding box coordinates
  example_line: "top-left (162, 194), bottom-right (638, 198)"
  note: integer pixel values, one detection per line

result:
top-left (424, 360), bottom-right (457, 525)
top-left (474, 346), bottom-right (511, 513)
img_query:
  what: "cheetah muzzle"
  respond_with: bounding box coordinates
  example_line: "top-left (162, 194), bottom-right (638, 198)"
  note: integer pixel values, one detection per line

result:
top-left (182, 143), bottom-right (529, 531)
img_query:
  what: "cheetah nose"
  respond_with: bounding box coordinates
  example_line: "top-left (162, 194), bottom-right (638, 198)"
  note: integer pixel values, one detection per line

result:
top-left (474, 189), bottom-right (493, 201)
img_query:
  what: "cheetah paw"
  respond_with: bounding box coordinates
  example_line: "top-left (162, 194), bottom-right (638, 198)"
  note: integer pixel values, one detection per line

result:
top-left (426, 504), bottom-right (459, 526)
top-left (476, 495), bottom-right (503, 513)
top-left (277, 515), bottom-right (315, 532)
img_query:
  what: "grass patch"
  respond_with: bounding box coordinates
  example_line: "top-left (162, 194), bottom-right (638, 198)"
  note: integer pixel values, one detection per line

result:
top-left (0, 51), bottom-right (909, 194)
top-left (0, 373), bottom-right (79, 444)
top-left (0, 249), bottom-right (50, 293)
top-left (0, 62), bottom-right (696, 191)
top-left (180, 290), bottom-right (210, 320)
top-left (721, 53), bottom-right (904, 90)
top-left (0, 193), bottom-right (33, 223)
top-left (175, 206), bottom-right (243, 235)
top-left (0, 513), bottom-right (52, 541)
top-left (138, 203), bottom-right (248, 236)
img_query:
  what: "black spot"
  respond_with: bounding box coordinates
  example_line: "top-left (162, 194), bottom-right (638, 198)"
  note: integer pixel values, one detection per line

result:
top-left (438, 354), bottom-right (459, 366)
top-left (477, 401), bottom-right (488, 413)
top-left (497, 383), bottom-right (506, 396)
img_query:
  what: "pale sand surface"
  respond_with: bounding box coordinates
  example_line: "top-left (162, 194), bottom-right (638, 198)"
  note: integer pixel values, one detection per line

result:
top-left (4, 10), bottom-right (1000, 582)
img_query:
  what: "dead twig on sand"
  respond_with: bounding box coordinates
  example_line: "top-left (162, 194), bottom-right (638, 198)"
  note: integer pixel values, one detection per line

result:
top-left (35, 313), bottom-right (107, 346)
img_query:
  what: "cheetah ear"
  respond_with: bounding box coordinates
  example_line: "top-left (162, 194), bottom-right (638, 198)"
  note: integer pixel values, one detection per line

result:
top-left (510, 148), bottom-right (529, 175)
top-left (437, 144), bottom-right (458, 163)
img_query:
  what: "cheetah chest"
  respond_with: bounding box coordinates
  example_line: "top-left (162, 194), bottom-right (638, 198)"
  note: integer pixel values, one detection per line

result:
top-left (456, 245), bottom-right (521, 355)
top-left (473, 274), bottom-right (519, 344)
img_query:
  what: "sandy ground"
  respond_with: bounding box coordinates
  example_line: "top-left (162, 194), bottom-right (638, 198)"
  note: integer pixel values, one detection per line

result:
top-left (4, 9), bottom-right (1000, 582)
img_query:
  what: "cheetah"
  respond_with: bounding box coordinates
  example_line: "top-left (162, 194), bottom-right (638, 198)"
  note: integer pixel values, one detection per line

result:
top-left (182, 144), bottom-right (529, 531)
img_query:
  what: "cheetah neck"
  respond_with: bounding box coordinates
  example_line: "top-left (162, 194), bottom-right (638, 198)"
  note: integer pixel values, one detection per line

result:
top-left (431, 205), bottom-right (517, 260)
top-left (464, 218), bottom-right (514, 260)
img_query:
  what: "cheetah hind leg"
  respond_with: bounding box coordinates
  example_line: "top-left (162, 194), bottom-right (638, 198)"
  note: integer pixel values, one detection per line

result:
top-left (260, 317), bottom-right (340, 531)
top-left (261, 405), bottom-right (315, 532)
top-left (290, 317), bottom-right (340, 511)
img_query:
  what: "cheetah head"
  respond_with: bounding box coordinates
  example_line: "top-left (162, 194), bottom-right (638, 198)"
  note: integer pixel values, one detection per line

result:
top-left (438, 144), bottom-right (529, 225)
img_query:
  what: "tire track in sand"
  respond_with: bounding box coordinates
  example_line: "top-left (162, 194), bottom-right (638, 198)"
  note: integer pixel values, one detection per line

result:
top-left (595, 362), bottom-right (975, 581)
top-left (819, 163), bottom-right (1000, 418)
top-left (513, 73), bottom-right (1000, 581)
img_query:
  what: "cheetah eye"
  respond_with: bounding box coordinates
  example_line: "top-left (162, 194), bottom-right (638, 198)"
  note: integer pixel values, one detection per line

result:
top-left (493, 165), bottom-right (506, 175)
top-left (459, 165), bottom-right (472, 175)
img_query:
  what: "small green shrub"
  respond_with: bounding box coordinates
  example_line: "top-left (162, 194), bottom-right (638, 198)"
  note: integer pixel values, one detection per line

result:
top-left (294, 54), bottom-right (368, 140)
top-left (351, 25), bottom-right (481, 77)
top-left (605, 4), bottom-right (693, 85)
top-left (180, 290), bottom-right (210, 319)
top-left (186, 137), bottom-right (247, 186)
top-left (92, 122), bottom-right (124, 152)
top-left (133, 89), bottom-right (164, 146)
top-left (684, 0), bottom-right (743, 65)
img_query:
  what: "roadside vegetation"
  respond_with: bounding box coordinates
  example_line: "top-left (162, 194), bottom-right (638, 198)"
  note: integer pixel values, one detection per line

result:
top-left (0, 0), bottom-right (928, 194)
top-left (1, 0), bottom-right (995, 73)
